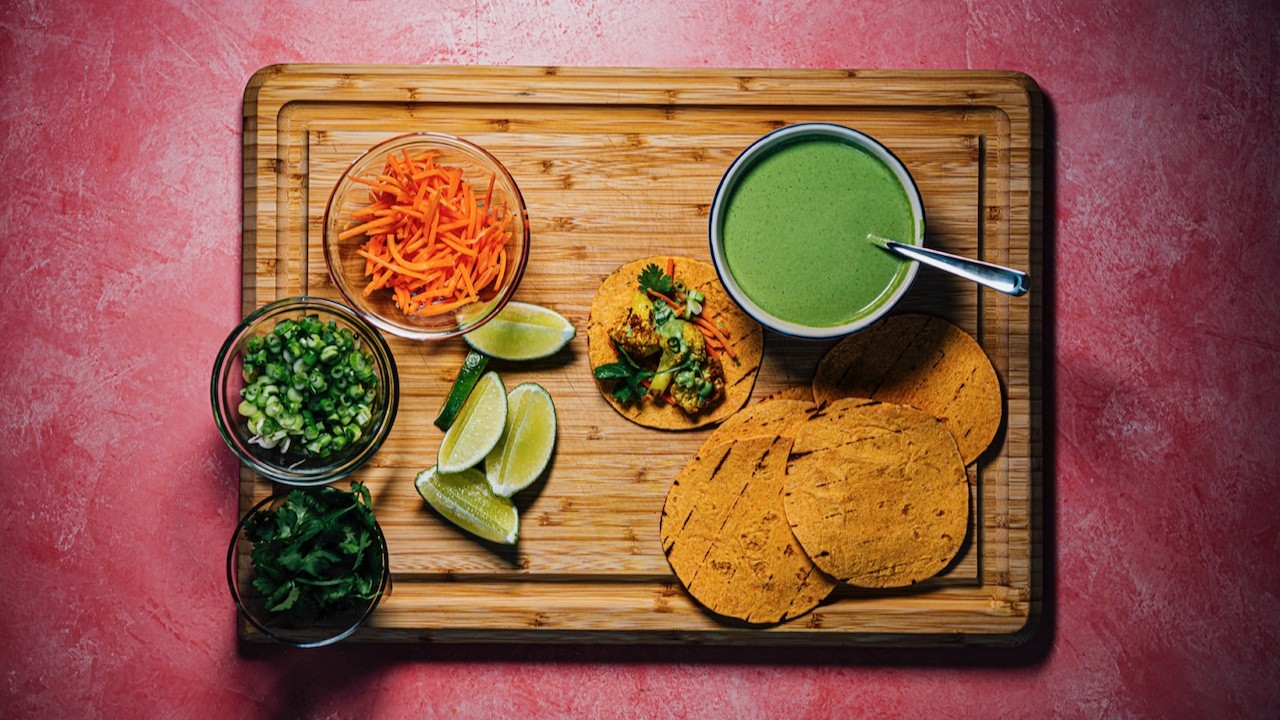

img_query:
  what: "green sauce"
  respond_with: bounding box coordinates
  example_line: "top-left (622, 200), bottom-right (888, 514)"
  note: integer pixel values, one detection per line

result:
top-left (722, 137), bottom-right (916, 328)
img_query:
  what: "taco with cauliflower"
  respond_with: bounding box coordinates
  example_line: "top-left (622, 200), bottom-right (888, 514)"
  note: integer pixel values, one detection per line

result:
top-left (587, 256), bottom-right (763, 430)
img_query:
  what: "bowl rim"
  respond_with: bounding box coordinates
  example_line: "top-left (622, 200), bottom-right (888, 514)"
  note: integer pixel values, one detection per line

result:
top-left (210, 295), bottom-right (399, 486)
top-left (321, 131), bottom-right (531, 341)
top-left (707, 122), bottom-right (926, 339)
top-left (226, 487), bottom-right (391, 648)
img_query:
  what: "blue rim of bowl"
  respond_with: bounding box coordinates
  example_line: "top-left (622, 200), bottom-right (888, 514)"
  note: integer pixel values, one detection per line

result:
top-left (226, 489), bottom-right (391, 648)
top-left (209, 295), bottom-right (399, 486)
top-left (707, 122), bottom-right (926, 339)
top-left (321, 131), bottom-right (531, 341)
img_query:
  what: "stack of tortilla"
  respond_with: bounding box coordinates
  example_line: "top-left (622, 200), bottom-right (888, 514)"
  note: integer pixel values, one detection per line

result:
top-left (659, 313), bottom-right (1004, 624)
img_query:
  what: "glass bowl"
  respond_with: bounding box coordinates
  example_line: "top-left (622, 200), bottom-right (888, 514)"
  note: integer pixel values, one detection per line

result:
top-left (323, 132), bottom-right (531, 341)
top-left (211, 296), bottom-right (399, 486)
top-left (227, 485), bottom-right (390, 647)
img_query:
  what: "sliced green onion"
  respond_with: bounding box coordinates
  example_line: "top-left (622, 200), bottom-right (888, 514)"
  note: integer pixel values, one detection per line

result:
top-left (238, 312), bottom-right (381, 459)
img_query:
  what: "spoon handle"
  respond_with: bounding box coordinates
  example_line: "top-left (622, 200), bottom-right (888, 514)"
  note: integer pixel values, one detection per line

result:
top-left (870, 235), bottom-right (1029, 297)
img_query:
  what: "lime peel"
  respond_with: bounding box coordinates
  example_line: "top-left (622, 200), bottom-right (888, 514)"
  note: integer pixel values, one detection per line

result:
top-left (415, 466), bottom-right (519, 545)
top-left (434, 350), bottom-right (489, 430)
top-left (485, 382), bottom-right (557, 497)
top-left (462, 301), bottom-right (576, 361)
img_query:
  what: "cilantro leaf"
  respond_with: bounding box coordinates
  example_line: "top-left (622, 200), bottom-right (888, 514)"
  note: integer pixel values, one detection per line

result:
top-left (267, 581), bottom-right (301, 612)
top-left (637, 262), bottom-right (672, 296)
top-left (593, 361), bottom-right (653, 404)
top-left (592, 342), bottom-right (655, 405)
top-left (592, 362), bottom-right (636, 381)
top-left (243, 481), bottom-right (386, 624)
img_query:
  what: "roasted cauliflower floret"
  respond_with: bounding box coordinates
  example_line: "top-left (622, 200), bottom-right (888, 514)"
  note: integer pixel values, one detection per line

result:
top-left (669, 352), bottom-right (725, 414)
top-left (608, 291), bottom-right (664, 358)
top-left (647, 319), bottom-right (724, 413)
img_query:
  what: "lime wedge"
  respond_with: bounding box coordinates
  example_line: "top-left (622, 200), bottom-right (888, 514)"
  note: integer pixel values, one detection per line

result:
top-left (437, 371), bottom-right (507, 474)
top-left (485, 383), bottom-right (557, 497)
top-left (415, 465), bottom-right (519, 544)
top-left (434, 350), bottom-right (490, 430)
top-left (462, 301), bottom-right (576, 361)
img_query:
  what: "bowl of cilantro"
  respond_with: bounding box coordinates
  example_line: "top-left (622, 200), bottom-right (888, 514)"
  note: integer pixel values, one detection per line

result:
top-left (228, 482), bottom-right (390, 647)
top-left (211, 296), bottom-right (399, 486)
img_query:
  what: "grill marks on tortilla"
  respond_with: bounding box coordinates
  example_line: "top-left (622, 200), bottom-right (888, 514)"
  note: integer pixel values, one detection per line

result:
top-left (811, 314), bottom-right (1002, 464)
top-left (783, 398), bottom-right (969, 588)
top-left (761, 385), bottom-right (816, 404)
top-left (661, 314), bottom-right (998, 621)
top-left (703, 397), bottom-right (816, 449)
top-left (661, 436), bottom-right (836, 624)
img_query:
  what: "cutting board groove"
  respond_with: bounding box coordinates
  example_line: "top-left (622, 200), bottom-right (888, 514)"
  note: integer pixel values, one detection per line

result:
top-left (240, 64), bottom-right (1043, 645)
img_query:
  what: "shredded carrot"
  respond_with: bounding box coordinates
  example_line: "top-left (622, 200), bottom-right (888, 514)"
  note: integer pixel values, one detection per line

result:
top-left (350, 177), bottom-right (401, 196)
top-left (646, 288), bottom-right (682, 313)
top-left (408, 294), bottom-right (478, 317)
top-left (338, 215), bottom-right (397, 241)
top-left (482, 173), bottom-right (496, 214)
top-left (692, 314), bottom-right (737, 361)
top-left (340, 151), bottom-right (510, 317)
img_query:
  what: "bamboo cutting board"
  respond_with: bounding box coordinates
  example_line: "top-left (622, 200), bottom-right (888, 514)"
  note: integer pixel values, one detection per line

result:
top-left (240, 64), bottom-right (1043, 645)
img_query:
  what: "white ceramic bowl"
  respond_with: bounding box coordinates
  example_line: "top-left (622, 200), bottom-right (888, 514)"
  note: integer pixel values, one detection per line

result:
top-left (708, 123), bottom-right (925, 339)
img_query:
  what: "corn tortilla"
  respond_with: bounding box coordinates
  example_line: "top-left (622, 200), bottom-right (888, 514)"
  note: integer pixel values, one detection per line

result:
top-left (811, 313), bottom-right (1002, 464)
top-left (662, 435), bottom-right (837, 623)
top-left (702, 397), bottom-right (814, 450)
top-left (784, 397), bottom-right (969, 588)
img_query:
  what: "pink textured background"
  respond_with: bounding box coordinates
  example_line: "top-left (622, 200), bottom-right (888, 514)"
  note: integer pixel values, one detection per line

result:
top-left (2, 0), bottom-right (1276, 717)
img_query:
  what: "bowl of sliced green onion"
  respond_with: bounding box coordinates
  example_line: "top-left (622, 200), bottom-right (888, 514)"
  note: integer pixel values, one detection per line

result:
top-left (211, 296), bottom-right (398, 486)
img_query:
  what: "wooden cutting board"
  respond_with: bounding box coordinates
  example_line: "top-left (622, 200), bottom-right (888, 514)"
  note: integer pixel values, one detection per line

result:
top-left (239, 64), bottom-right (1043, 645)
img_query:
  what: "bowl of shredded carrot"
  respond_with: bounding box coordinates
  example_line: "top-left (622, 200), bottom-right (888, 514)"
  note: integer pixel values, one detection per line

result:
top-left (323, 132), bottom-right (531, 341)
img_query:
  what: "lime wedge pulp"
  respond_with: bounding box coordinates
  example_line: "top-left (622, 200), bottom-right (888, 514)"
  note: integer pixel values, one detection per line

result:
top-left (437, 371), bottom-right (507, 474)
top-left (462, 301), bottom-right (576, 361)
top-left (485, 383), bottom-right (557, 497)
top-left (415, 465), bottom-right (519, 544)
top-left (434, 350), bottom-right (490, 430)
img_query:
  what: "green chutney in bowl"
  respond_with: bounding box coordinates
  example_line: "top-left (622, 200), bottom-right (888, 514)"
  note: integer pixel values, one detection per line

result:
top-left (709, 123), bottom-right (925, 338)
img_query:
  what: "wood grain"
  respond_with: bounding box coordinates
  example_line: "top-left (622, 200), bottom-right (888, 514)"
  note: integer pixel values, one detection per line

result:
top-left (240, 64), bottom-right (1043, 645)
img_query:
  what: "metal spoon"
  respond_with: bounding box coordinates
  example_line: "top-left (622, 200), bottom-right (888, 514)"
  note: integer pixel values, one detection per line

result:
top-left (867, 234), bottom-right (1029, 297)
